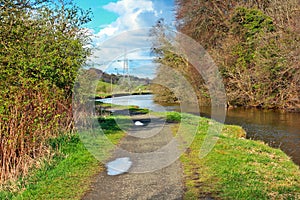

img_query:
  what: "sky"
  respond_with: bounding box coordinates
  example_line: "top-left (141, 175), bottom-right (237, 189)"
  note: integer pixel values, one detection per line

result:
top-left (73, 0), bottom-right (175, 78)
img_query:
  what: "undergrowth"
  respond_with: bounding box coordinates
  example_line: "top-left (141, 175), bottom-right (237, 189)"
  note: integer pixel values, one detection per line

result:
top-left (0, 116), bottom-right (125, 200)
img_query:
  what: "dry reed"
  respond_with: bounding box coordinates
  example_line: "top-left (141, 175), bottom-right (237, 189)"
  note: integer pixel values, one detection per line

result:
top-left (0, 84), bottom-right (73, 184)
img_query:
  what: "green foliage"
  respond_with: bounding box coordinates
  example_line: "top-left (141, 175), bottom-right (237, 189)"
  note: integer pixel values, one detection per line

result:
top-left (0, 116), bottom-right (125, 199)
top-left (97, 116), bottom-right (123, 133)
top-left (3, 135), bottom-right (99, 200)
top-left (0, 0), bottom-right (92, 184)
top-left (229, 7), bottom-right (275, 67)
top-left (220, 6), bottom-right (299, 108)
top-left (0, 0), bottom-right (91, 95)
top-left (128, 107), bottom-right (149, 115)
top-left (232, 7), bottom-right (275, 38)
top-left (95, 78), bottom-right (150, 98)
top-left (96, 81), bottom-right (115, 94)
top-left (166, 112), bottom-right (181, 123)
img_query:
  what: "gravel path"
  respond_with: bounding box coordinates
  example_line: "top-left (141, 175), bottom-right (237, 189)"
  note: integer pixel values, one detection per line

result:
top-left (82, 114), bottom-right (184, 200)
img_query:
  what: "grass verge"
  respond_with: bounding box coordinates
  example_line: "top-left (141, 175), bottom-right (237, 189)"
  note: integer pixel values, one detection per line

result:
top-left (95, 102), bottom-right (149, 116)
top-left (0, 116), bottom-right (125, 200)
top-left (174, 113), bottom-right (300, 199)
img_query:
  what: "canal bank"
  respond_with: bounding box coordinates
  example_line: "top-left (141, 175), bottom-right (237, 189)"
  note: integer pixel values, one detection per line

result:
top-left (98, 94), bottom-right (300, 166)
top-left (90, 102), bottom-right (300, 199)
top-left (4, 100), bottom-right (299, 199)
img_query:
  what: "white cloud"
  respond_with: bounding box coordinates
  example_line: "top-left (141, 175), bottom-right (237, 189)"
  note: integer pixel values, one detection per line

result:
top-left (89, 28), bottom-right (156, 71)
top-left (95, 0), bottom-right (155, 41)
top-left (103, 0), bottom-right (153, 15)
top-left (88, 0), bottom-right (174, 78)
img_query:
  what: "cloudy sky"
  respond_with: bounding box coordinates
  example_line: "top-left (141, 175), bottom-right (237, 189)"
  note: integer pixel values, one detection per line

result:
top-left (73, 0), bottom-right (175, 78)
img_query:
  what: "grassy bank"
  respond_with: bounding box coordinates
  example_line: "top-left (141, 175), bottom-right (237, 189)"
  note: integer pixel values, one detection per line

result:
top-left (167, 112), bottom-right (300, 199)
top-left (96, 80), bottom-right (117, 98)
top-left (95, 80), bottom-right (152, 99)
top-left (2, 108), bottom-right (299, 199)
top-left (0, 116), bottom-right (125, 200)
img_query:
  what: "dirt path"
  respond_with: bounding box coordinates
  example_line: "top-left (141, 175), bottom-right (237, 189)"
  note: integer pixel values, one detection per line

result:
top-left (82, 114), bottom-right (184, 200)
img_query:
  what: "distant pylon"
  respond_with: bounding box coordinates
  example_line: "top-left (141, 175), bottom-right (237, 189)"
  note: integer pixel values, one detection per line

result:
top-left (124, 49), bottom-right (129, 77)
top-left (118, 49), bottom-right (129, 77)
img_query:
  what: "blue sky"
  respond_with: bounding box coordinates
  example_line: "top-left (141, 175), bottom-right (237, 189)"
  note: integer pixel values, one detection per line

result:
top-left (73, 0), bottom-right (175, 78)
top-left (73, 0), bottom-right (119, 33)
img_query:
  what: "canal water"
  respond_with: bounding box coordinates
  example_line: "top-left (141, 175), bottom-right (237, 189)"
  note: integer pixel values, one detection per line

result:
top-left (97, 94), bottom-right (300, 166)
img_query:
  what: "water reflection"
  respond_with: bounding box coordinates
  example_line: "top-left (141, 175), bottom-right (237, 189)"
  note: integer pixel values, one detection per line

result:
top-left (97, 95), bottom-right (300, 166)
top-left (224, 108), bottom-right (300, 166)
top-left (98, 94), bottom-right (175, 112)
top-left (176, 106), bottom-right (300, 166)
top-left (106, 157), bottom-right (132, 176)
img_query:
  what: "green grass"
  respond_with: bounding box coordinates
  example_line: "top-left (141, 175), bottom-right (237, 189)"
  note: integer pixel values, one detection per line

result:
top-left (175, 113), bottom-right (300, 199)
top-left (95, 102), bottom-right (149, 116)
top-left (0, 116), bottom-right (125, 200)
top-left (133, 85), bottom-right (150, 93)
top-left (2, 109), bottom-right (299, 200)
top-left (166, 111), bottom-right (181, 123)
top-left (128, 106), bottom-right (149, 115)
top-left (95, 80), bottom-right (151, 98)
top-left (96, 81), bottom-right (116, 97)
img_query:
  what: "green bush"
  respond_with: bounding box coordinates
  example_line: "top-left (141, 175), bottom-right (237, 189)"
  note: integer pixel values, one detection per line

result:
top-left (0, 0), bottom-right (91, 184)
top-left (166, 112), bottom-right (181, 123)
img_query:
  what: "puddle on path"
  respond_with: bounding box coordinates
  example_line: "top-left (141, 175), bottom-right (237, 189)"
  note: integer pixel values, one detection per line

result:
top-left (106, 157), bottom-right (132, 176)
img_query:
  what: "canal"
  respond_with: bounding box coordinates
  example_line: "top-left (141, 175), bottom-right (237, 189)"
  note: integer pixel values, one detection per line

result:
top-left (97, 94), bottom-right (300, 166)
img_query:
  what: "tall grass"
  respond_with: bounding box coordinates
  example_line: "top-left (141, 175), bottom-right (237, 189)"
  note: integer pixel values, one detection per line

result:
top-left (0, 84), bottom-right (73, 184)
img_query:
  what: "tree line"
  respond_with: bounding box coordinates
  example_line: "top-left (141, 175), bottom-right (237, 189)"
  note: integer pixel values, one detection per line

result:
top-left (0, 0), bottom-right (91, 183)
top-left (151, 0), bottom-right (299, 111)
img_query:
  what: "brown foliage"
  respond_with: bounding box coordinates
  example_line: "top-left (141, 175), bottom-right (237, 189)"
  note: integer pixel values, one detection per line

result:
top-left (0, 84), bottom-right (73, 183)
top-left (150, 19), bottom-right (210, 105)
top-left (170, 0), bottom-right (300, 110)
